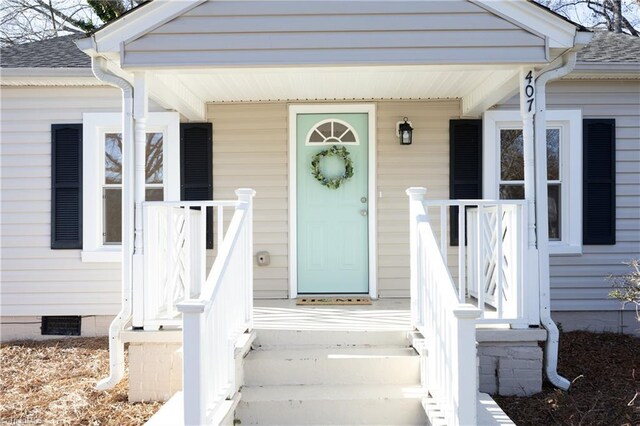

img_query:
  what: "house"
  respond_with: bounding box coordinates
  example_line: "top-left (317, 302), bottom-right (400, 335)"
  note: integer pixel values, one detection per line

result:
top-left (1, 1), bottom-right (639, 424)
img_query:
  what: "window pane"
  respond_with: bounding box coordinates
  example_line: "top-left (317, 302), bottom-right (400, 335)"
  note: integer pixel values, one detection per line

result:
top-left (317, 122), bottom-right (332, 139)
top-left (333, 122), bottom-right (348, 138)
top-left (104, 188), bottom-right (122, 244)
top-left (548, 184), bottom-right (561, 240)
top-left (341, 130), bottom-right (356, 142)
top-left (499, 184), bottom-right (525, 200)
top-left (309, 129), bottom-right (324, 143)
top-left (547, 129), bottom-right (560, 180)
top-left (500, 129), bottom-right (524, 181)
top-left (146, 188), bottom-right (164, 201)
top-left (105, 133), bottom-right (123, 184)
top-left (146, 132), bottom-right (163, 184)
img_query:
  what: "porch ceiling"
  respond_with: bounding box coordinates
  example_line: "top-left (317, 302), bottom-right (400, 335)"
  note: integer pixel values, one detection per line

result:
top-left (151, 65), bottom-right (520, 117)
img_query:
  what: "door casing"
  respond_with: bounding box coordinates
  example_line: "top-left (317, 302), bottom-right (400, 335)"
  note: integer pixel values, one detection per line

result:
top-left (288, 104), bottom-right (377, 299)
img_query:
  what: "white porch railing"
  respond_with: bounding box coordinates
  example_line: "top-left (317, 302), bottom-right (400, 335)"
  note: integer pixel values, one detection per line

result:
top-left (177, 189), bottom-right (255, 425)
top-left (421, 199), bottom-right (538, 327)
top-left (408, 188), bottom-right (481, 426)
top-left (139, 199), bottom-right (239, 329)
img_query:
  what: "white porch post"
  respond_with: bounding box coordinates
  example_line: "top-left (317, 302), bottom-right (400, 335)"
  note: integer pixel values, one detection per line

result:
top-left (236, 188), bottom-right (256, 329)
top-left (132, 72), bottom-right (148, 328)
top-left (520, 68), bottom-right (541, 326)
top-left (452, 305), bottom-right (481, 426)
top-left (520, 68), bottom-right (537, 248)
top-left (407, 187), bottom-right (427, 329)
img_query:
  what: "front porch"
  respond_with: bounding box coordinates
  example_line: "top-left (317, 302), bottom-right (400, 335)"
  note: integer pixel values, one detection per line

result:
top-left (122, 188), bottom-right (545, 425)
top-left (136, 299), bottom-right (526, 425)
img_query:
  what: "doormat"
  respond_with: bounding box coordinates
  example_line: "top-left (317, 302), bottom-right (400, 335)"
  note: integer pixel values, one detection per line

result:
top-left (296, 297), bottom-right (372, 306)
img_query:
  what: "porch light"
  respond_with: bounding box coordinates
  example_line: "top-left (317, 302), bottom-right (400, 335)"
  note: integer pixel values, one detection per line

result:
top-left (397, 117), bottom-right (413, 145)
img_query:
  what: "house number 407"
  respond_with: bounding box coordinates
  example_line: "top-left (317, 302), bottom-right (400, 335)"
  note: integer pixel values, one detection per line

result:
top-left (524, 70), bottom-right (535, 113)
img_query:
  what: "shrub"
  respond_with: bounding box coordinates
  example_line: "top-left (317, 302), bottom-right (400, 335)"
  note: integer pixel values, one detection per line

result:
top-left (608, 259), bottom-right (640, 322)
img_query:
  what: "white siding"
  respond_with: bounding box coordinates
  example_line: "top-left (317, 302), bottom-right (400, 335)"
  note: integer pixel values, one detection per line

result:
top-left (376, 101), bottom-right (460, 296)
top-left (4, 80), bottom-right (635, 313)
top-left (208, 103), bottom-right (289, 298)
top-left (496, 80), bottom-right (640, 311)
top-left (123, 0), bottom-right (546, 68)
top-left (0, 86), bottom-right (124, 316)
top-left (1, 91), bottom-right (458, 309)
top-left (207, 100), bottom-right (460, 298)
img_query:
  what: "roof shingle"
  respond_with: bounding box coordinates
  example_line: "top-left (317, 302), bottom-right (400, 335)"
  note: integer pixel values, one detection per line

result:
top-left (1, 35), bottom-right (90, 68)
top-left (577, 31), bottom-right (640, 63)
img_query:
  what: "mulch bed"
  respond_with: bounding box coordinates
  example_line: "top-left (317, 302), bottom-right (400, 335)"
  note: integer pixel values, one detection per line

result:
top-left (0, 337), bottom-right (161, 425)
top-left (495, 331), bottom-right (640, 426)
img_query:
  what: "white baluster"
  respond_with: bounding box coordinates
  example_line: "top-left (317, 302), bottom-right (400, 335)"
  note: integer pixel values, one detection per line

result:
top-left (165, 207), bottom-right (175, 318)
top-left (199, 205), bottom-right (206, 298)
top-left (217, 205), bottom-right (224, 250)
top-left (184, 207), bottom-right (192, 303)
top-left (476, 204), bottom-right (484, 317)
top-left (458, 203), bottom-right (466, 303)
top-left (496, 204), bottom-right (503, 318)
top-left (440, 205), bottom-right (447, 265)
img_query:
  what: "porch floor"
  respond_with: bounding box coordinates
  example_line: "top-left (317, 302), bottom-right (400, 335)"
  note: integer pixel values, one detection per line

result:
top-left (253, 298), bottom-right (411, 331)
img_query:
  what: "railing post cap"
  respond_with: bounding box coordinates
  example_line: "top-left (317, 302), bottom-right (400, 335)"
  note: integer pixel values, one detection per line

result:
top-left (453, 304), bottom-right (483, 319)
top-left (176, 300), bottom-right (206, 314)
top-left (406, 187), bottom-right (427, 199)
top-left (235, 188), bottom-right (256, 199)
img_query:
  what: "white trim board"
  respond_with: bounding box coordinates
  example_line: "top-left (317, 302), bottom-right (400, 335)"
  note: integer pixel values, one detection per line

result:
top-left (475, 0), bottom-right (579, 49)
top-left (483, 109), bottom-right (583, 255)
top-left (288, 104), bottom-right (378, 299)
top-left (76, 0), bottom-right (206, 55)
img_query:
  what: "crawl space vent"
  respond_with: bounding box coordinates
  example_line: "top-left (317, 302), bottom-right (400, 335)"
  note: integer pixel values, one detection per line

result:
top-left (41, 316), bottom-right (81, 336)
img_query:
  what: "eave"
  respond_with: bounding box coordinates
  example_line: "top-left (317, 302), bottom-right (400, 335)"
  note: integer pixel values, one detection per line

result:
top-left (564, 62), bottom-right (640, 80)
top-left (0, 67), bottom-right (102, 86)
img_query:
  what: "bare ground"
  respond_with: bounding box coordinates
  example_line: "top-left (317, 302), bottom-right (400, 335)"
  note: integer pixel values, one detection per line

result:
top-left (495, 331), bottom-right (640, 426)
top-left (0, 337), bottom-right (161, 425)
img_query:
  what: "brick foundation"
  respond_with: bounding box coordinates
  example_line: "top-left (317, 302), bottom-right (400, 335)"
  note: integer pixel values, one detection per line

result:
top-left (476, 328), bottom-right (546, 397)
top-left (128, 342), bottom-right (182, 402)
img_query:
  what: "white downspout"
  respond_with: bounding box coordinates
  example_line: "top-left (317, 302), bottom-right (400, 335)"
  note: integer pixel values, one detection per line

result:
top-left (91, 56), bottom-right (135, 391)
top-left (534, 51), bottom-right (577, 392)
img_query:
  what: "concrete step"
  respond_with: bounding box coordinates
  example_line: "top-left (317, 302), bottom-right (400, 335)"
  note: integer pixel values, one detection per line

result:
top-left (243, 347), bottom-right (420, 386)
top-left (236, 384), bottom-right (427, 425)
top-left (252, 329), bottom-right (410, 349)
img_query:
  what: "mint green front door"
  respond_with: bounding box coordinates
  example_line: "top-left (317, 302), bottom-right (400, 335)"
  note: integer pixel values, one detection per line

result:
top-left (297, 113), bottom-right (369, 294)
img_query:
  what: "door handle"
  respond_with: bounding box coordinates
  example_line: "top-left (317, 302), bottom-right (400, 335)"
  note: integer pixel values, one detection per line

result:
top-left (360, 209), bottom-right (368, 217)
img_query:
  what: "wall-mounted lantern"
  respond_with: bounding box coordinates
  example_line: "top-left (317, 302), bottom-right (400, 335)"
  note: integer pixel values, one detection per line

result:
top-left (397, 117), bottom-right (413, 145)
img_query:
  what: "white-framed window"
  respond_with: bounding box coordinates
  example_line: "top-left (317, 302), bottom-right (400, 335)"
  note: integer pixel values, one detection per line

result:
top-left (483, 110), bottom-right (582, 255)
top-left (82, 112), bottom-right (180, 262)
top-left (305, 119), bottom-right (359, 145)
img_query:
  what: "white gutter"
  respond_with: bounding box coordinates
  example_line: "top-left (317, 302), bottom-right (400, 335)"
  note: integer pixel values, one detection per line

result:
top-left (0, 67), bottom-right (95, 77)
top-left (533, 49), bottom-right (579, 392)
top-left (91, 55), bottom-right (135, 391)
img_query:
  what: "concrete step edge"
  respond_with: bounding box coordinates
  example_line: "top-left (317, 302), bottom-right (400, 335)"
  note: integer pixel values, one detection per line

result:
top-left (239, 384), bottom-right (426, 402)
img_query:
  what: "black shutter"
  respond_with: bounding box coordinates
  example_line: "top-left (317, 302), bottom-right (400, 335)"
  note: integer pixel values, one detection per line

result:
top-left (583, 119), bottom-right (616, 245)
top-left (180, 123), bottom-right (213, 249)
top-left (449, 120), bottom-right (482, 246)
top-left (51, 124), bottom-right (82, 249)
